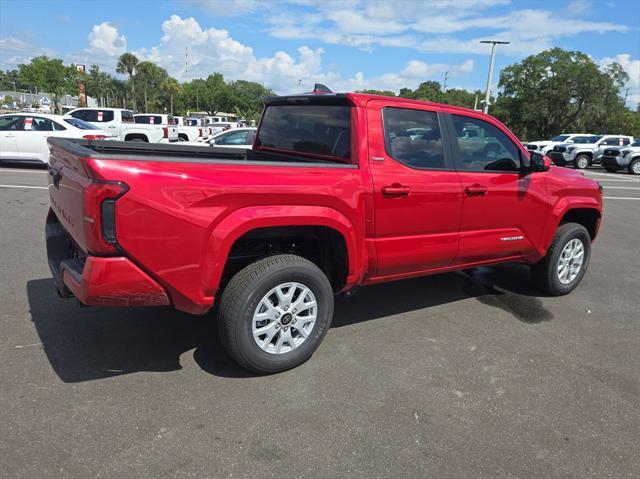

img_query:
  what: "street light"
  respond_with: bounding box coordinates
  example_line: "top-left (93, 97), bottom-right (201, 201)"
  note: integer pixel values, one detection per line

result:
top-left (480, 40), bottom-right (510, 114)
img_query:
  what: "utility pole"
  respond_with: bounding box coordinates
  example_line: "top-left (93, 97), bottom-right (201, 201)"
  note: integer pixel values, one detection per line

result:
top-left (480, 40), bottom-right (510, 114)
top-left (184, 47), bottom-right (189, 83)
top-left (443, 70), bottom-right (449, 93)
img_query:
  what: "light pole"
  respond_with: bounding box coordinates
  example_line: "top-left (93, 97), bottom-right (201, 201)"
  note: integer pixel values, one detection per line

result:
top-left (480, 40), bottom-right (510, 114)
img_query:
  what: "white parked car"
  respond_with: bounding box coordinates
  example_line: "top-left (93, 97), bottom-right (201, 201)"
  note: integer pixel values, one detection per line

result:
top-left (68, 108), bottom-right (178, 143)
top-left (180, 127), bottom-right (256, 149)
top-left (0, 113), bottom-right (110, 164)
top-left (547, 134), bottom-right (634, 169)
top-left (172, 115), bottom-right (210, 142)
top-left (524, 133), bottom-right (594, 155)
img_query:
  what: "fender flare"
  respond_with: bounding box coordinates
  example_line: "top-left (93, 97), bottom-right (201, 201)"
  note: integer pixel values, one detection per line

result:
top-left (538, 198), bottom-right (602, 255)
top-left (199, 205), bottom-right (366, 299)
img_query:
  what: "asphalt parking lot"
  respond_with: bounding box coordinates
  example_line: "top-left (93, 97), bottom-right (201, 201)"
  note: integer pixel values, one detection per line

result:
top-left (1, 164), bottom-right (639, 478)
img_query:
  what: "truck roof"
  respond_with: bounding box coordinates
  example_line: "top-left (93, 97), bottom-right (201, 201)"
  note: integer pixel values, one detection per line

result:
top-left (265, 92), bottom-right (490, 118)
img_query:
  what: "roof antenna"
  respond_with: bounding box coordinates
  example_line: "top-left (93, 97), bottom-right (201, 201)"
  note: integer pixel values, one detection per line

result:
top-left (313, 83), bottom-right (333, 93)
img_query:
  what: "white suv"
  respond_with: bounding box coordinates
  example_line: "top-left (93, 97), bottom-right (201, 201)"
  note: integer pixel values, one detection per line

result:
top-left (547, 134), bottom-right (634, 169)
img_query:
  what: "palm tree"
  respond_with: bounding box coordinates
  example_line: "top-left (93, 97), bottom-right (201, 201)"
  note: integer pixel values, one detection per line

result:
top-left (116, 53), bottom-right (139, 111)
top-left (136, 61), bottom-right (159, 113)
top-left (161, 77), bottom-right (180, 115)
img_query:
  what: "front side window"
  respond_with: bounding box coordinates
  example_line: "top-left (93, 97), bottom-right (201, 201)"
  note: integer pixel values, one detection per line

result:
top-left (216, 130), bottom-right (251, 145)
top-left (256, 105), bottom-right (351, 161)
top-left (383, 107), bottom-right (445, 169)
top-left (451, 115), bottom-right (521, 172)
top-left (601, 137), bottom-right (625, 146)
top-left (571, 136), bottom-right (598, 144)
top-left (552, 135), bottom-right (570, 142)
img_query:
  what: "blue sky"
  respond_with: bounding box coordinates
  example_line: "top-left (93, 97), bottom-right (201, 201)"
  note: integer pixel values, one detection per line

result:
top-left (1, 0), bottom-right (639, 105)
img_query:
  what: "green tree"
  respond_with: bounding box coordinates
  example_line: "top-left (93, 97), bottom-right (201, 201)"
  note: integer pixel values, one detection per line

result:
top-left (135, 61), bottom-right (167, 113)
top-left (161, 77), bottom-right (180, 115)
top-left (116, 53), bottom-right (139, 111)
top-left (494, 48), bottom-right (630, 139)
top-left (357, 89), bottom-right (396, 97)
top-left (228, 80), bottom-right (273, 120)
top-left (18, 56), bottom-right (71, 95)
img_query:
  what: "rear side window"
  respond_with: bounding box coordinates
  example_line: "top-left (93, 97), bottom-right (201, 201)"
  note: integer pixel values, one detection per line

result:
top-left (63, 118), bottom-right (100, 130)
top-left (451, 115), bottom-right (521, 172)
top-left (256, 105), bottom-right (351, 160)
top-left (383, 107), bottom-right (445, 169)
top-left (70, 110), bottom-right (114, 122)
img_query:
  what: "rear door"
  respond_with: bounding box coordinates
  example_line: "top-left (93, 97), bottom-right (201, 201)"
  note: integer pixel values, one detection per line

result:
top-left (15, 116), bottom-right (67, 162)
top-left (446, 113), bottom-right (548, 264)
top-left (0, 115), bottom-right (22, 160)
top-left (367, 101), bottom-right (463, 276)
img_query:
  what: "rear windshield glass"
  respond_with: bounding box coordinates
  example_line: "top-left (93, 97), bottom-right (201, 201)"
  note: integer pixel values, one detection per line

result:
top-left (63, 117), bottom-right (100, 130)
top-left (135, 115), bottom-right (164, 125)
top-left (70, 110), bottom-right (114, 122)
top-left (256, 105), bottom-right (351, 160)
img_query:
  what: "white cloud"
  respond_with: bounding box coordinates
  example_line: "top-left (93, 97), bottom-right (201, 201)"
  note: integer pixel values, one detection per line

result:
top-left (0, 38), bottom-right (56, 68)
top-left (87, 22), bottom-right (127, 57)
top-left (263, 1), bottom-right (629, 56)
top-left (128, 15), bottom-right (474, 95)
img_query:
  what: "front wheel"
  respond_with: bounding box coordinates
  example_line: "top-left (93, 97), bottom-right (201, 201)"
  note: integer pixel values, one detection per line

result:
top-left (574, 154), bottom-right (590, 169)
top-left (532, 223), bottom-right (591, 296)
top-left (218, 255), bottom-right (334, 374)
top-left (629, 159), bottom-right (640, 176)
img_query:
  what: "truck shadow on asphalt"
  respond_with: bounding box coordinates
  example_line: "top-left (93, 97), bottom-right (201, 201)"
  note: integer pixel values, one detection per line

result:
top-left (27, 264), bottom-right (552, 382)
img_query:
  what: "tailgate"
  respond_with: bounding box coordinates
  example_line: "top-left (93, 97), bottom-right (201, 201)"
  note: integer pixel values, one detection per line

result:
top-left (48, 140), bottom-right (94, 253)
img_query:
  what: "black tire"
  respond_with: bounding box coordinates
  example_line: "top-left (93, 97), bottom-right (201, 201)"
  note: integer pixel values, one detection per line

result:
top-left (574, 154), bottom-right (590, 169)
top-left (531, 222), bottom-right (591, 296)
top-left (218, 254), bottom-right (334, 374)
top-left (629, 159), bottom-right (640, 176)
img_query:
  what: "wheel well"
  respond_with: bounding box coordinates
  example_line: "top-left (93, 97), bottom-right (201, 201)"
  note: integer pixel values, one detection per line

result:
top-left (178, 133), bottom-right (189, 141)
top-left (560, 208), bottom-right (600, 239)
top-left (221, 226), bottom-right (349, 292)
top-left (124, 134), bottom-right (148, 142)
top-left (576, 151), bottom-right (592, 159)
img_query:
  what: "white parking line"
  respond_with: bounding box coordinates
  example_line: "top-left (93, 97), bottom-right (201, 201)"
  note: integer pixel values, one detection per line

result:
top-left (585, 172), bottom-right (640, 182)
top-left (0, 184), bottom-right (48, 190)
top-left (602, 186), bottom-right (640, 190)
top-left (603, 196), bottom-right (640, 200)
top-left (593, 178), bottom-right (639, 182)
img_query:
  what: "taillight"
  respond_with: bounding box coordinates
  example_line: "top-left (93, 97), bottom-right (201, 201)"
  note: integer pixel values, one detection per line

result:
top-left (199, 128), bottom-right (203, 137)
top-left (83, 181), bottom-right (128, 255)
top-left (83, 134), bottom-right (107, 140)
top-left (163, 127), bottom-right (168, 138)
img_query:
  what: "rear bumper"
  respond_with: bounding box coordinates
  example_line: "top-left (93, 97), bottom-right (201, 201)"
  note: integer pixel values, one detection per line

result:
top-left (46, 209), bottom-right (170, 307)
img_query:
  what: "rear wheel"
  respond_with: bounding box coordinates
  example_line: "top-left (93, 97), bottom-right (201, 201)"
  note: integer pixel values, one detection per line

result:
top-left (574, 154), bottom-right (590, 169)
top-left (629, 159), bottom-right (640, 175)
top-left (218, 254), bottom-right (334, 374)
top-left (532, 223), bottom-right (591, 296)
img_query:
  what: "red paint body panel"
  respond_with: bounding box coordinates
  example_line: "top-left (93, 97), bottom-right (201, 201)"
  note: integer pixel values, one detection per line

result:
top-left (47, 93), bottom-right (603, 314)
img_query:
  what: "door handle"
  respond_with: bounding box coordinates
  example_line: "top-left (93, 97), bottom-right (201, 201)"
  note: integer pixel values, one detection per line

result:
top-left (381, 184), bottom-right (411, 197)
top-left (464, 184), bottom-right (488, 196)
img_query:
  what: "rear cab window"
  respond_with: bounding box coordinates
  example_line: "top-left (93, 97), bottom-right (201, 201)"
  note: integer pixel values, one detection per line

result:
top-left (135, 115), bottom-right (164, 125)
top-left (70, 110), bottom-right (115, 123)
top-left (256, 104), bottom-right (352, 162)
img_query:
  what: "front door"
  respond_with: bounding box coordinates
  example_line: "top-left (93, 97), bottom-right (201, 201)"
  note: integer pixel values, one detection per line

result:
top-left (367, 101), bottom-right (463, 277)
top-left (446, 113), bottom-right (548, 265)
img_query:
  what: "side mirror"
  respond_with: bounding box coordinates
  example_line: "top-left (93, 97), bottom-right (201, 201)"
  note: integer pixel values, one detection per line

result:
top-left (529, 151), bottom-right (551, 172)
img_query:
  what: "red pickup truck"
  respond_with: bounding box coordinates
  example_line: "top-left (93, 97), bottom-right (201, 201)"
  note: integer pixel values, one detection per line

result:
top-left (46, 92), bottom-right (602, 373)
